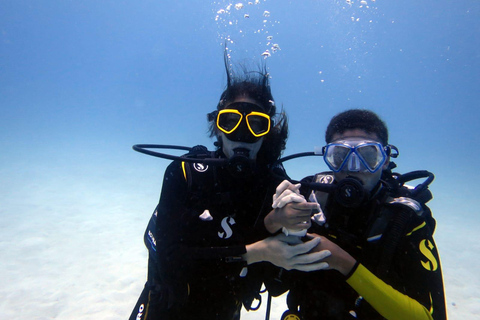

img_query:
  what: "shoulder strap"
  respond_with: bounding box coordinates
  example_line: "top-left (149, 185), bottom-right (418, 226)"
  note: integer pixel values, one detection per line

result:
top-left (143, 147), bottom-right (217, 278)
top-left (313, 171), bottom-right (335, 184)
top-left (178, 146), bottom-right (219, 209)
top-left (309, 171), bottom-right (335, 208)
top-left (388, 197), bottom-right (424, 215)
top-left (375, 196), bottom-right (424, 276)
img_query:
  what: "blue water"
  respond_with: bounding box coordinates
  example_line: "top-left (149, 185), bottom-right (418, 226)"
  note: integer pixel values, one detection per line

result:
top-left (1, 1), bottom-right (479, 319)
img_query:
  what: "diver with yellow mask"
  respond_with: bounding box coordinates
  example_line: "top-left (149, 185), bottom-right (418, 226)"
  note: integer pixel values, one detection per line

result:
top-left (129, 56), bottom-right (323, 320)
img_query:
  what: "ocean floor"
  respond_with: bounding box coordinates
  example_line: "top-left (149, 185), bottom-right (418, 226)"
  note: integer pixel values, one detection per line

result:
top-left (0, 156), bottom-right (478, 320)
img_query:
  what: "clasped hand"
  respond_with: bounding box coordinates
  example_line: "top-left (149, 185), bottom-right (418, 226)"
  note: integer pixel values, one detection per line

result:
top-left (245, 233), bottom-right (331, 272)
top-left (306, 233), bottom-right (357, 276)
top-left (265, 180), bottom-right (320, 234)
top-left (253, 180), bottom-right (356, 274)
top-left (243, 180), bottom-right (331, 272)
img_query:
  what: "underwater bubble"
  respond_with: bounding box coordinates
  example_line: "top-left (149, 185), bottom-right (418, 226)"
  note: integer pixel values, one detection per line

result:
top-left (261, 50), bottom-right (271, 59)
top-left (255, 0), bottom-right (260, 4)
top-left (244, 14), bottom-right (250, 18)
top-left (267, 36), bottom-right (273, 40)
top-left (271, 43), bottom-right (280, 52)
top-left (217, 9), bottom-right (226, 14)
top-left (263, 10), bottom-right (270, 17)
top-left (248, 2), bottom-right (253, 4)
top-left (360, 0), bottom-right (367, 5)
top-left (235, 3), bottom-right (244, 10)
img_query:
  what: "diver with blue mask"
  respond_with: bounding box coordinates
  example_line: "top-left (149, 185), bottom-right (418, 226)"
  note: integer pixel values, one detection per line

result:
top-left (319, 136), bottom-right (397, 208)
top-left (265, 109), bottom-right (446, 320)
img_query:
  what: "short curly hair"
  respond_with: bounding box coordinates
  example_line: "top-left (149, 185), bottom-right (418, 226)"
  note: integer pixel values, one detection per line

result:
top-left (325, 109), bottom-right (388, 145)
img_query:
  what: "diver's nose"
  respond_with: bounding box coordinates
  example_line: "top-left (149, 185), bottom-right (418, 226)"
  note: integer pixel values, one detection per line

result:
top-left (346, 152), bottom-right (361, 172)
top-left (229, 120), bottom-right (256, 142)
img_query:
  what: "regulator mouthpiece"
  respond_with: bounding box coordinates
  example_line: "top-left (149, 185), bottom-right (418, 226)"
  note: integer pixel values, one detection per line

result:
top-left (334, 176), bottom-right (367, 208)
top-left (227, 148), bottom-right (255, 177)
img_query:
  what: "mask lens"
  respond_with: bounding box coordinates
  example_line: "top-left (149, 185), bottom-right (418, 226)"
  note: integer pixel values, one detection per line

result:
top-left (217, 110), bottom-right (242, 134)
top-left (246, 112), bottom-right (270, 137)
top-left (356, 143), bottom-right (386, 172)
top-left (325, 144), bottom-right (351, 171)
top-left (324, 141), bottom-right (386, 173)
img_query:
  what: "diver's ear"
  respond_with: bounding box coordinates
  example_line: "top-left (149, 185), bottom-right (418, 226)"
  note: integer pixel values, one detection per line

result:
top-left (214, 133), bottom-right (224, 148)
top-left (383, 144), bottom-right (398, 171)
top-left (382, 157), bottom-right (390, 170)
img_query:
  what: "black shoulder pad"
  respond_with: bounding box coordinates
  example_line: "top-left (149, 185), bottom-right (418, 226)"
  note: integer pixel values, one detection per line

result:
top-left (189, 145), bottom-right (209, 155)
top-left (270, 162), bottom-right (288, 178)
top-left (387, 197), bottom-right (424, 216)
top-left (183, 160), bottom-right (214, 193)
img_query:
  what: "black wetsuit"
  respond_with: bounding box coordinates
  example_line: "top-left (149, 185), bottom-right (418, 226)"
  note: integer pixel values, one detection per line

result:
top-left (130, 150), bottom-right (285, 320)
top-left (276, 172), bottom-right (447, 320)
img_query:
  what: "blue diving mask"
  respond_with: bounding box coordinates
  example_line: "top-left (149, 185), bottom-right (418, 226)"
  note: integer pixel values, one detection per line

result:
top-left (320, 139), bottom-right (392, 173)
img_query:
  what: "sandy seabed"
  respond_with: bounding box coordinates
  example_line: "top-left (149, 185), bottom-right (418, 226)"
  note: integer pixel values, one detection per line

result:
top-left (0, 161), bottom-right (478, 320)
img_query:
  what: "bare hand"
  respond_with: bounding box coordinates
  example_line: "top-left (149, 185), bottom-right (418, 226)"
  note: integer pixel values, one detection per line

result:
top-left (265, 180), bottom-right (320, 233)
top-left (307, 233), bottom-right (357, 276)
top-left (265, 201), bottom-right (319, 234)
top-left (244, 234), bottom-right (331, 272)
top-left (272, 180), bottom-right (305, 208)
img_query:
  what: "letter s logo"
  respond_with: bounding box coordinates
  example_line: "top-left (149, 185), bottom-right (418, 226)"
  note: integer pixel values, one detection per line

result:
top-left (218, 217), bottom-right (236, 239)
top-left (345, 187), bottom-right (352, 198)
top-left (419, 239), bottom-right (438, 271)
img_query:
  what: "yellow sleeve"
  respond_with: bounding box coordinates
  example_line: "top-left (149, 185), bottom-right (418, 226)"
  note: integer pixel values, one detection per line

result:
top-left (346, 264), bottom-right (433, 320)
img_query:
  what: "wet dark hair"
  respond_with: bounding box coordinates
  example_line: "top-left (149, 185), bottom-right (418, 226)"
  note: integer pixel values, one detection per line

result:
top-left (325, 109), bottom-right (388, 145)
top-left (208, 53), bottom-right (288, 165)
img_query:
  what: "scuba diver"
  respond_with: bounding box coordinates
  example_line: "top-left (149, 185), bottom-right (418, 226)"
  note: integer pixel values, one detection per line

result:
top-left (266, 109), bottom-right (447, 320)
top-left (128, 56), bottom-right (324, 320)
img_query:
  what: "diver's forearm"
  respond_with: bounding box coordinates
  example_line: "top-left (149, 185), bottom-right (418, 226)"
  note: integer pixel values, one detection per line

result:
top-left (347, 264), bottom-right (433, 320)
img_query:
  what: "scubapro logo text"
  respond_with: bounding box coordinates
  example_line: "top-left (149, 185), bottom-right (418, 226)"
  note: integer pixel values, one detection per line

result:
top-left (148, 230), bottom-right (156, 247)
